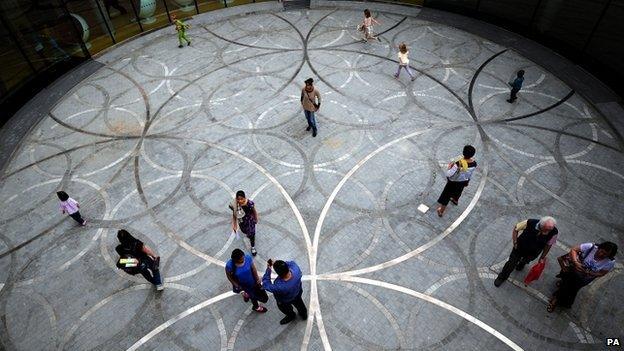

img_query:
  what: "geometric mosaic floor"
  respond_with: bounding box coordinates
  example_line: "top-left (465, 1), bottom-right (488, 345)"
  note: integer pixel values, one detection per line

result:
top-left (0, 4), bottom-right (622, 350)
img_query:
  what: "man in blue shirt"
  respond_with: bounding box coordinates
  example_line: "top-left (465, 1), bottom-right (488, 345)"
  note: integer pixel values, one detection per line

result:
top-left (263, 259), bottom-right (308, 325)
top-left (507, 69), bottom-right (525, 103)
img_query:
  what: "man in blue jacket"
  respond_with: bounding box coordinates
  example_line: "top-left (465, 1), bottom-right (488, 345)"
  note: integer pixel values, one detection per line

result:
top-left (263, 259), bottom-right (308, 325)
top-left (507, 69), bottom-right (525, 103)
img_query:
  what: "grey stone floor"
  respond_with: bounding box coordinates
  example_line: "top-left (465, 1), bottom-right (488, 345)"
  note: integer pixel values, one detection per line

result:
top-left (1, 4), bottom-right (623, 351)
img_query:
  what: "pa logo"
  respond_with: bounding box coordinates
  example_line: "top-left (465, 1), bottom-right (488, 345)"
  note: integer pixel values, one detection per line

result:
top-left (606, 338), bottom-right (620, 346)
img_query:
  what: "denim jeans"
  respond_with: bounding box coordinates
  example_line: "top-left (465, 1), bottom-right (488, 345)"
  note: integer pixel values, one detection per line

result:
top-left (304, 110), bottom-right (317, 130)
top-left (509, 87), bottom-right (520, 101)
top-left (139, 257), bottom-right (162, 285)
top-left (395, 64), bottom-right (414, 78)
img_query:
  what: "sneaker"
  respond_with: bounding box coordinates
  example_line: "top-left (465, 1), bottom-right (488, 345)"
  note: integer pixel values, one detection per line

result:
top-left (242, 292), bottom-right (250, 302)
top-left (494, 277), bottom-right (505, 287)
top-left (81, 220), bottom-right (87, 226)
top-left (251, 247), bottom-right (257, 256)
top-left (306, 126), bottom-right (311, 131)
top-left (156, 284), bottom-right (165, 291)
top-left (279, 315), bottom-right (295, 325)
top-left (254, 306), bottom-right (268, 313)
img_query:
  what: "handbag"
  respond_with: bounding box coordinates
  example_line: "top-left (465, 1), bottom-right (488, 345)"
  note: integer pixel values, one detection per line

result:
top-left (524, 261), bottom-right (546, 285)
top-left (228, 200), bottom-right (246, 223)
top-left (557, 253), bottom-right (572, 272)
top-left (304, 91), bottom-right (319, 111)
top-left (557, 243), bottom-right (596, 273)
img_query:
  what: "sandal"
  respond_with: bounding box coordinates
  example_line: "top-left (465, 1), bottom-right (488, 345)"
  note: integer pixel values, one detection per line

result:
top-left (547, 299), bottom-right (556, 313)
top-left (436, 207), bottom-right (443, 217)
top-left (253, 306), bottom-right (268, 313)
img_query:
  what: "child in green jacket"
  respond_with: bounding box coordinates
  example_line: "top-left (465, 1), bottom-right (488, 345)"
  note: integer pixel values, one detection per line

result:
top-left (172, 14), bottom-right (191, 48)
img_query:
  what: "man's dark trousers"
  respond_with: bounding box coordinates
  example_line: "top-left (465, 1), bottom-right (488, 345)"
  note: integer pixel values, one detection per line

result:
top-left (497, 247), bottom-right (536, 281)
top-left (276, 290), bottom-right (307, 319)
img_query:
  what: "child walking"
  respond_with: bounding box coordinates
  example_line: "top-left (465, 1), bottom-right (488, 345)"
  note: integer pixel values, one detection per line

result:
top-left (507, 69), bottom-right (524, 103)
top-left (230, 190), bottom-right (259, 256)
top-left (361, 9), bottom-right (381, 42)
top-left (171, 14), bottom-right (191, 48)
top-left (57, 191), bottom-right (86, 226)
top-left (395, 43), bottom-right (415, 81)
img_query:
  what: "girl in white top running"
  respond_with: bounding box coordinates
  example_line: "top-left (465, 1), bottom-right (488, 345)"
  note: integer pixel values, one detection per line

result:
top-left (394, 42), bottom-right (415, 81)
top-left (361, 9), bottom-right (380, 41)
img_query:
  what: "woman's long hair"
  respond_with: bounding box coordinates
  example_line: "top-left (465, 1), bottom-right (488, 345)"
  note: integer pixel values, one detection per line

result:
top-left (399, 42), bottom-right (407, 54)
top-left (230, 249), bottom-right (245, 280)
top-left (598, 242), bottom-right (618, 260)
top-left (117, 229), bottom-right (137, 246)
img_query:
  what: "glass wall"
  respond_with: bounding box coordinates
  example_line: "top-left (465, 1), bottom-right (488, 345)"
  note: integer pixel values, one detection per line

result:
top-left (424, 0), bottom-right (624, 97)
top-left (0, 0), bottom-right (89, 122)
top-left (2, 0), bottom-right (622, 125)
top-left (0, 0), bottom-right (251, 125)
top-left (479, 0), bottom-right (541, 27)
top-left (52, 0), bottom-right (235, 55)
top-left (531, 0), bottom-right (607, 49)
top-left (584, 0), bottom-right (624, 76)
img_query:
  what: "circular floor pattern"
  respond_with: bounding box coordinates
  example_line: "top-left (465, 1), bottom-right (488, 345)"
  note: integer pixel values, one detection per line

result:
top-left (0, 6), bottom-right (622, 351)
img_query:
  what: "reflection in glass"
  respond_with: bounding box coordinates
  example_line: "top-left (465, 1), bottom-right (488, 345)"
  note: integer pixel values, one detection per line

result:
top-left (102, 0), bottom-right (143, 44)
top-left (196, 0), bottom-right (225, 13)
top-left (137, 0), bottom-right (158, 23)
top-left (1, 0), bottom-right (620, 118)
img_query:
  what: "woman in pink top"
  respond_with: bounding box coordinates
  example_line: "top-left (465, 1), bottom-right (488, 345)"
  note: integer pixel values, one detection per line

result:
top-left (57, 191), bottom-right (86, 226)
top-left (361, 9), bottom-right (380, 42)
